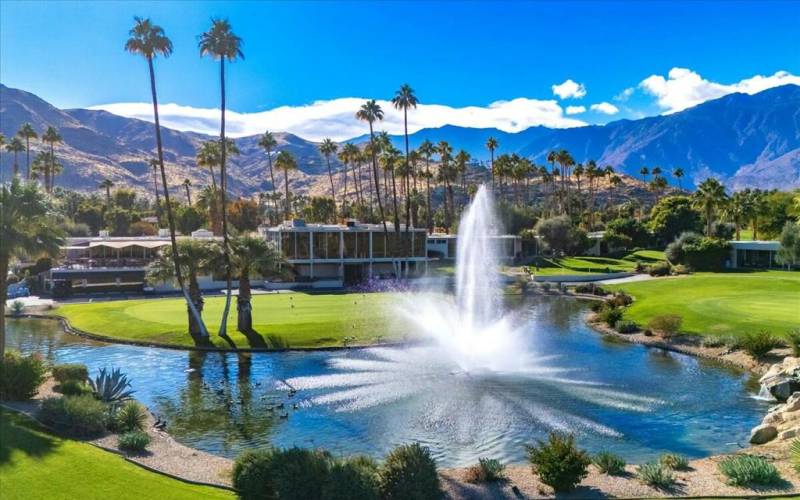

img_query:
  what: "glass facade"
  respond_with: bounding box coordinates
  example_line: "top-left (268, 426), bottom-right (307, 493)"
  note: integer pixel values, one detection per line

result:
top-left (736, 249), bottom-right (776, 268)
top-left (270, 228), bottom-right (425, 261)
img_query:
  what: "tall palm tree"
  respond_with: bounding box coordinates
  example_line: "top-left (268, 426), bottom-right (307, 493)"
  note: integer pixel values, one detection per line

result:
top-left (229, 235), bottom-right (283, 334)
top-left (486, 137), bottom-right (498, 188)
top-left (724, 189), bottom-right (752, 240)
top-left (149, 159), bottom-right (162, 217)
top-left (379, 146), bottom-right (402, 232)
top-left (693, 177), bottom-right (728, 236)
top-left (355, 100), bottom-right (388, 234)
top-left (318, 138), bottom-right (339, 216)
top-left (437, 141), bottom-right (454, 229)
top-left (418, 139), bottom-right (435, 233)
top-left (275, 151), bottom-right (297, 220)
top-left (6, 138), bottom-right (24, 178)
top-left (182, 178), bottom-right (192, 205)
top-left (555, 149), bottom-right (574, 215)
top-left (199, 18), bottom-right (244, 340)
top-left (0, 178), bottom-right (64, 355)
top-left (258, 131), bottom-right (278, 201)
top-left (0, 133), bottom-right (5, 182)
top-left (41, 126), bottom-right (62, 192)
top-left (16, 123), bottom-right (37, 180)
top-left (126, 16), bottom-right (209, 341)
top-left (672, 167), bottom-right (684, 190)
top-left (639, 166), bottom-right (649, 184)
top-left (391, 83), bottom-right (418, 233)
top-left (99, 178), bottom-right (114, 207)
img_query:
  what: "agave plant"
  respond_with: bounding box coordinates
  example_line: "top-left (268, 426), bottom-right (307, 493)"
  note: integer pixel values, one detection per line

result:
top-left (89, 367), bottom-right (134, 404)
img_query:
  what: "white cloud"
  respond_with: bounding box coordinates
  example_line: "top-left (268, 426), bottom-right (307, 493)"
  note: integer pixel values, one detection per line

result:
top-left (565, 105), bottom-right (586, 115)
top-left (614, 87), bottom-right (635, 102)
top-left (639, 67), bottom-right (800, 113)
top-left (590, 102), bottom-right (619, 115)
top-left (551, 79), bottom-right (587, 99)
top-left (91, 97), bottom-right (587, 142)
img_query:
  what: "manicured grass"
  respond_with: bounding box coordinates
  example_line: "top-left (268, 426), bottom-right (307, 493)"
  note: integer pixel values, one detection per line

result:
top-left (607, 270), bottom-right (800, 338)
top-left (0, 409), bottom-right (233, 500)
top-left (53, 292), bottom-right (407, 349)
top-left (532, 250), bottom-right (665, 276)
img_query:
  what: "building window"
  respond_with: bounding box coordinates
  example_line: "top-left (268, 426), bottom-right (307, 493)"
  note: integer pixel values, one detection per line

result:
top-left (357, 232), bottom-right (369, 259)
top-left (281, 233), bottom-right (294, 259)
top-left (343, 233), bottom-right (357, 259)
top-left (313, 232), bottom-right (327, 259)
top-left (327, 232), bottom-right (341, 259)
top-left (296, 232), bottom-right (310, 259)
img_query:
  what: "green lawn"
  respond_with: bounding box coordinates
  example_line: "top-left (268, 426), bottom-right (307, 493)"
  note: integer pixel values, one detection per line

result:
top-left (54, 292), bottom-right (406, 349)
top-left (607, 270), bottom-right (800, 338)
top-left (532, 250), bottom-right (665, 276)
top-left (0, 409), bottom-right (233, 500)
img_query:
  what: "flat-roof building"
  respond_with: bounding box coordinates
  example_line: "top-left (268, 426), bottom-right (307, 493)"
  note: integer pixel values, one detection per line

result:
top-left (425, 233), bottom-right (523, 262)
top-left (728, 240), bottom-right (782, 269)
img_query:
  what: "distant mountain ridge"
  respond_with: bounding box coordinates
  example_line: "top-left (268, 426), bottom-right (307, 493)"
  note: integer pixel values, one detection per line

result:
top-left (1, 83), bottom-right (798, 195)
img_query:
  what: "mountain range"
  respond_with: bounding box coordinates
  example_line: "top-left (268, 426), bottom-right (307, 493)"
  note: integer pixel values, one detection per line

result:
top-left (1, 83), bottom-right (798, 197)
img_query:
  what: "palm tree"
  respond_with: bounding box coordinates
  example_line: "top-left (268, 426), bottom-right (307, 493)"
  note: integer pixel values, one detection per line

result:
top-left (126, 16), bottom-right (209, 341)
top-left (455, 149), bottom-right (471, 193)
top-left (0, 133), bottom-right (5, 182)
top-left (693, 177), bottom-right (728, 236)
top-left (41, 126), bottom-right (62, 192)
top-left (318, 138), bottom-right (339, 217)
top-left (229, 235), bottom-right (283, 334)
top-left (573, 163), bottom-right (585, 206)
top-left (418, 139), bottom-right (435, 233)
top-left (258, 131), bottom-right (278, 201)
top-left (0, 178), bottom-right (64, 355)
top-left (391, 83), bottom-right (418, 233)
top-left (379, 146), bottom-right (402, 232)
top-left (6, 137), bottom-right (24, 178)
top-left (275, 151), bottom-right (297, 219)
top-left (672, 167), bottom-right (685, 190)
top-left (149, 159), bottom-right (162, 217)
top-left (99, 178), bottom-right (114, 207)
top-left (437, 141), bottom-right (454, 229)
top-left (725, 189), bottom-right (752, 240)
top-left (182, 178), bottom-right (192, 205)
top-left (355, 100), bottom-right (388, 234)
top-left (639, 166), bottom-right (649, 184)
top-left (486, 137), bottom-right (498, 188)
top-left (555, 149), bottom-right (574, 215)
top-left (748, 189), bottom-right (768, 240)
top-left (16, 123), bottom-right (37, 180)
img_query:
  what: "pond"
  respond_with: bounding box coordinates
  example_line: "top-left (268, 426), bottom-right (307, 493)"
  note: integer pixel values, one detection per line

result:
top-left (7, 296), bottom-right (768, 467)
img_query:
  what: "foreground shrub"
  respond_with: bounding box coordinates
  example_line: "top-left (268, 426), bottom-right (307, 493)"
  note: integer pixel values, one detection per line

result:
top-left (615, 320), bottom-right (639, 334)
top-left (718, 455), bottom-right (781, 486)
top-left (232, 449), bottom-right (275, 500)
top-left (790, 439), bottom-right (800, 473)
top-left (115, 400), bottom-right (147, 432)
top-left (740, 330), bottom-right (782, 359)
top-left (39, 395), bottom-right (108, 437)
top-left (636, 462), bottom-right (674, 489)
top-left (659, 453), bottom-right (688, 470)
top-left (380, 443), bottom-right (442, 500)
top-left (56, 379), bottom-right (93, 396)
top-left (597, 306), bottom-right (623, 328)
top-left (322, 455), bottom-right (381, 500)
top-left (51, 363), bottom-right (88, 383)
top-left (648, 315), bottom-right (682, 338)
top-left (118, 430), bottom-right (151, 453)
top-left (464, 458), bottom-right (506, 483)
top-left (271, 447), bottom-right (333, 500)
top-left (527, 433), bottom-right (590, 492)
top-left (647, 261), bottom-right (671, 277)
top-left (0, 351), bottom-right (46, 400)
top-left (786, 329), bottom-right (800, 357)
top-left (593, 451), bottom-right (626, 475)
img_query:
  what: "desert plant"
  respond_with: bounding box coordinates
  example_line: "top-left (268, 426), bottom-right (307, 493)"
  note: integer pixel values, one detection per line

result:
top-left (615, 320), bottom-right (639, 334)
top-left (647, 314), bottom-right (683, 338)
top-left (593, 451), bottom-right (626, 475)
top-left (56, 379), bottom-right (93, 396)
top-left (51, 363), bottom-right (88, 383)
top-left (608, 292), bottom-right (633, 307)
top-left (465, 458), bottom-right (506, 483)
top-left (10, 300), bottom-right (24, 316)
top-left (0, 351), bottom-right (46, 400)
top-left (597, 305), bottom-right (623, 327)
top-left (636, 462), bottom-right (674, 489)
top-left (786, 329), bottom-right (800, 357)
top-left (380, 443), bottom-right (442, 500)
top-left (790, 439), bottom-right (800, 473)
top-left (659, 453), bottom-right (689, 470)
top-left (527, 432), bottom-right (590, 492)
top-left (739, 330), bottom-right (782, 359)
top-left (718, 455), bottom-right (781, 486)
top-left (115, 400), bottom-right (147, 432)
top-left (322, 455), bottom-right (381, 500)
top-left (89, 367), bottom-right (134, 404)
top-left (232, 449), bottom-right (275, 500)
top-left (38, 395), bottom-right (108, 436)
top-left (118, 430), bottom-right (151, 453)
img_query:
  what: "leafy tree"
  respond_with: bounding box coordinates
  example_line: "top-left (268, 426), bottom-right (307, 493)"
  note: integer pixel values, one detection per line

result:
top-left (605, 217), bottom-right (651, 248)
top-left (175, 205), bottom-right (206, 235)
top-left (777, 222), bottom-right (800, 268)
top-left (228, 198), bottom-right (260, 232)
top-left (113, 188), bottom-right (137, 210)
top-left (129, 221), bottom-right (158, 236)
top-left (535, 215), bottom-right (589, 256)
top-left (104, 207), bottom-right (137, 236)
top-left (759, 190), bottom-right (797, 239)
top-left (648, 195), bottom-right (703, 244)
top-left (75, 203), bottom-right (105, 234)
top-left (665, 232), bottom-right (731, 270)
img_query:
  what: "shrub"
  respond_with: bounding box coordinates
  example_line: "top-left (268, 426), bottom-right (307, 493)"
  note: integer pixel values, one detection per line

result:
top-left (615, 320), bottom-right (639, 334)
top-left (380, 443), bottom-right (442, 500)
top-left (608, 292), bottom-right (633, 307)
top-left (464, 458), bottom-right (506, 483)
top-left (89, 367), bottom-right (134, 403)
top-left (0, 351), bottom-right (46, 400)
top-left (739, 330), bottom-right (781, 359)
top-left (115, 400), bottom-right (147, 432)
top-left (665, 232), bottom-right (730, 271)
top-left (701, 336), bottom-right (727, 348)
top-left (672, 264), bottom-right (691, 275)
top-left (718, 455), bottom-right (781, 486)
top-left (232, 449), bottom-right (275, 500)
top-left (11, 300), bottom-right (24, 316)
top-left (647, 261), bottom-right (671, 276)
top-left (593, 451), bottom-right (626, 475)
top-left (575, 284), bottom-right (607, 296)
top-left (597, 306), bottom-right (623, 328)
top-left (118, 430), bottom-right (151, 453)
top-left (39, 395), bottom-right (108, 437)
top-left (268, 447), bottom-right (333, 500)
top-left (322, 455), bottom-right (380, 500)
top-left (786, 329), bottom-right (800, 357)
top-left (56, 379), bottom-right (93, 396)
top-left (527, 433), bottom-right (590, 492)
top-left (647, 315), bottom-right (683, 338)
top-left (52, 363), bottom-right (88, 383)
top-left (659, 453), bottom-right (688, 471)
top-left (535, 216), bottom-right (590, 255)
top-left (636, 462), bottom-right (674, 489)
top-left (590, 301), bottom-right (605, 313)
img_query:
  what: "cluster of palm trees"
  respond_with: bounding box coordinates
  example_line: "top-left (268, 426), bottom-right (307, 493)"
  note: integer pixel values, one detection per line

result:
top-left (0, 124), bottom-right (63, 191)
top-left (694, 177), bottom-right (771, 240)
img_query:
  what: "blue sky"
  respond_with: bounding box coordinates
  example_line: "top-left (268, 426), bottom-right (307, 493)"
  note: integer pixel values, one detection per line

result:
top-left (2, 1), bottom-right (799, 140)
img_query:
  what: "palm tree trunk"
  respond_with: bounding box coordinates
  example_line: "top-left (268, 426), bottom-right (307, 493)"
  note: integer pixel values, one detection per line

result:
top-left (185, 184), bottom-right (191, 205)
top-left (188, 274), bottom-right (205, 338)
top-left (236, 271), bottom-right (252, 333)
top-left (425, 158), bottom-right (432, 234)
top-left (284, 169), bottom-right (290, 219)
top-left (368, 125), bottom-right (388, 235)
top-left (390, 168), bottom-right (400, 233)
top-left (147, 56), bottom-right (208, 342)
top-left (403, 108), bottom-right (411, 233)
top-left (326, 156), bottom-right (337, 219)
top-left (48, 141), bottom-right (55, 193)
top-left (217, 59), bottom-right (235, 340)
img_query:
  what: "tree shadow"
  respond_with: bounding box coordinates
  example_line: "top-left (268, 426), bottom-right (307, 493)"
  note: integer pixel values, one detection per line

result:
top-left (217, 333), bottom-right (239, 350)
top-left (240, 328), bottom-right (268, 349)
top-left (0, 408), bottom-right (60, 465)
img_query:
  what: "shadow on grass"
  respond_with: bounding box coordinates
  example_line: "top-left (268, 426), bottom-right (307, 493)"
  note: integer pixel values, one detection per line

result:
top-left (0, 408), bottom-right (60, 465)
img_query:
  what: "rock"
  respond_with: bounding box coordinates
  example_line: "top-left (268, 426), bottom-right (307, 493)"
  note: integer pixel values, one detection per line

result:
top-left (761, 365), bottom-right (784, 383)
top-left (763, 411), bottom-right (784, 425)
top-left (750, 424), bottom-right (778, 444)
top-left (779, 428), bottom-right (798, 440)
top-left (766, 377), bottom-right (800, 402)
top-left (785, 397), bottom-right (800, 413)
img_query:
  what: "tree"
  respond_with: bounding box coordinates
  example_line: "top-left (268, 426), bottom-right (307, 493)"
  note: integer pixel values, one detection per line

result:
top-left (724, 189), bottom-right (752, 240)
top-left (380, 146), bottom-right (402, 233)
top-left (648, 195), bottom-right (703, 244)
top-left (229, 236), bottom-right (283, 334)
top-left (672, 167), bottom-right (684, 190)
top-left (16, 123), bottom-right (37, 180)
top-left (418, 139), bottom-right (436, 233)
top-left (535, 215), bottom-right (589, 256)
top-left (275, 151), bottom-right (297, 219)
top-left (149, 159), bottom-right (162, 219)
top-left (486, 137), bottom-right (498, 188)
top-left (639, 166), bottom-right (649, 184)
top-left (776, 222), bottom-right (800, 268)
top-left (391, 83), bottom-right (418, 233)
top-left (318, 138), bottom-right (339, 218)
top-left (182, 178), bottom-right (192, 205)
top-left (1, 178), bottom-right (64, 355)
top-left (228, 198), bottom-right (260, 232)
top-left (437, 141), bottom-right (454, 229)
top-left (41, 126), bottom-right (62, 192)
top-left (258, 131), bottom-right (278, 201)
top-left (175, 205), bottom-right (205, 235)
top-left (0, 134), bottom-right (4, 180)
top-left (127, 16), bottom-right (209, 342)
top-left (6, 137), bottom-right (24, 178)
top-left (98, 178), bottom-right (114, 208)
top-left (356, 100), bottom-right (388, 235)
top-left (693, 177), bottom-right (727, 236)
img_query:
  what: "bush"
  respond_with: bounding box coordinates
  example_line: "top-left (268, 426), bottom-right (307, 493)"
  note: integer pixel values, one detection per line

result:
top-left (608, 292), bottom-right (633, 307)
top-left (786, 329), bottom-right (800, 357)
top-left (535, 216), bottom-right (590, 256)
top-left (89, 367), bottom-right (134, 403)
top-left (575, 284), bottom-right (607, 296)
top-left (39, 395), bottom-right (108, 437)
top-left (597, 306), bottom-right (623, 328)
top-left (52, 363), bottom-right (88, 383)
top-left (636, 462), bottom-right (674, 489)
top-left (232, 449), bottom-right (275, 500)
top-left (0, 351), bottom-right (46, 400)
top-left (593, 451), bottom-right (626, 475)
top-left (322, 455), bottom-right (381, 500)
top-left (647, 315), bottom-right (683, 338)
top-left (665, 232), bottom-right (730, 271)
top-left (527, 433), bottom-right (590, 493)
top-left (464, 458), bottom-right (506, 483)
top-left (659, 453), bottom-right (688, 471)
top-left (672, 264), bottom-right (691, 275)
top-left (56, 379), bottom-right (93, 396)
top-left (269, 447), bottom-right (333, 500)
top-left (615, 320), bottom-right (639, 334)
top-left (739, 330), bottom-right (781, 359)
top-left (380, 443), bottom-right (442, 500)
top-left (115, 400), bottom-right (147, 432)
top-left (701, 336), bottom-right (728, 348)
top-left (118, 430), bottom-right (151, 453)
top-left (647, 261), bottom-right (671, 276)
top-left (718, 455), bottom-right (781, 486)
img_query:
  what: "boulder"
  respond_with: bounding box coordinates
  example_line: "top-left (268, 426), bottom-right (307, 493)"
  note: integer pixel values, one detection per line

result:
top-left (750, 424), bottom-right (778, 444)
top-left (779, 428), bottom-right (798, 440)
top-left (763, 411), bottom-right (784, 425)
top-left (765, 377), bottom-right (800, 402)
top-left (784, 396), bottom-right (800, 413)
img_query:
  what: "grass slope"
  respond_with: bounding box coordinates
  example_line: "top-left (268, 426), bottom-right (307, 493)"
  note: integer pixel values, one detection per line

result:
top-left (54, 292), bottom-right (405, 349)
top-left (608, 271), bottom-right (800, 338)
top-left (0, 409), bottom-right (233, 500)
top-left (533, 250), bottom-right (665, 276)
